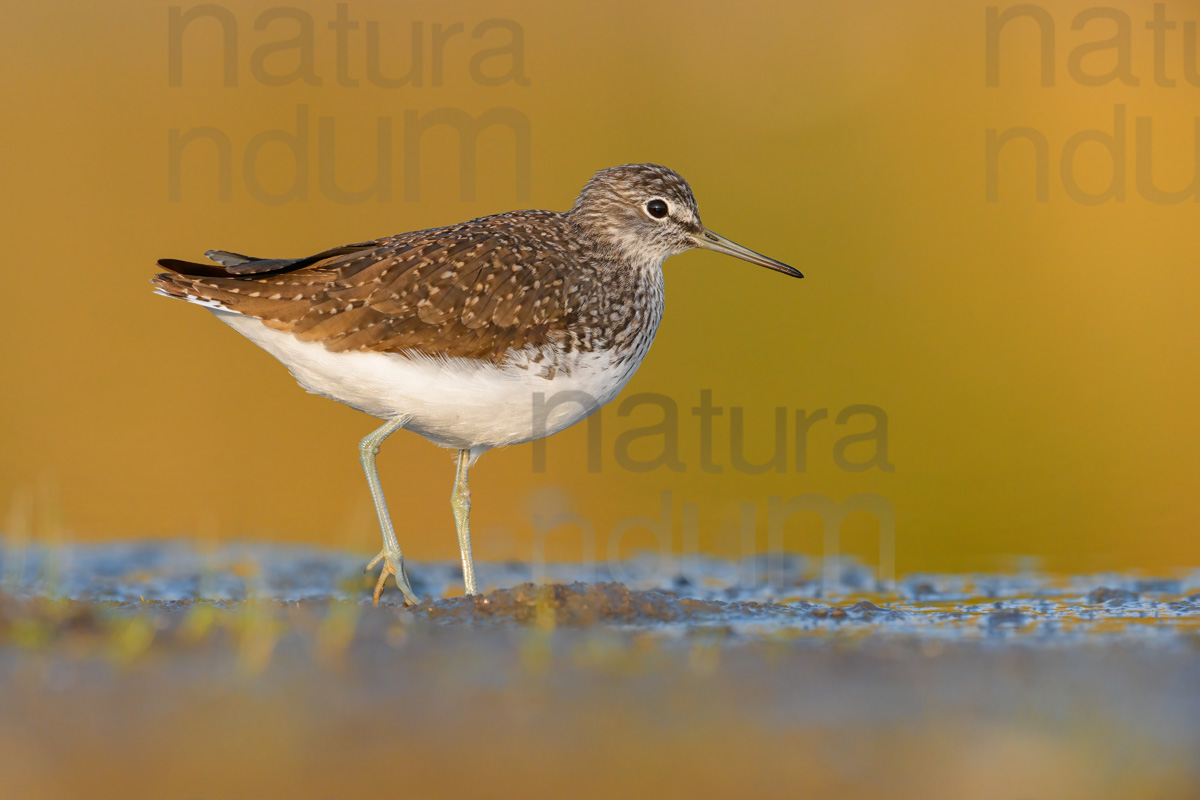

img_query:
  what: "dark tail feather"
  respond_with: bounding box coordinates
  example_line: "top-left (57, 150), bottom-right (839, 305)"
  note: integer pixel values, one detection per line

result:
top-left (156, 240), bottom-right (378, 279)
top-left (155, 258), bottom-right (232, 278)
top-left (154, 254), bottom-right (301, 278)
top-left (205, 249), bottom-right (256, 267)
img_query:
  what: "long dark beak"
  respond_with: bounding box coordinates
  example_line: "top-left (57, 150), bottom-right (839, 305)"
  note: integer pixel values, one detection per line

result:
top-left (690, 228), bottom-right (803, 278)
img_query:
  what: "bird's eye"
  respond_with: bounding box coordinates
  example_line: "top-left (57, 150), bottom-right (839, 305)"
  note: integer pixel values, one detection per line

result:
top-left (645, 199), bottom-right (669, 219)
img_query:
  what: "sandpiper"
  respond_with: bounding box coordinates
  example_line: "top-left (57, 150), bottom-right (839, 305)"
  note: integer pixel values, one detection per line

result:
top-left (153, 164), bottom-right (802, 605)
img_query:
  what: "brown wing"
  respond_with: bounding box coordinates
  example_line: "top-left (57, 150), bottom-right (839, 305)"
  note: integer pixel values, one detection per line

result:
top-left (152, 211), bottom-right (593, 362)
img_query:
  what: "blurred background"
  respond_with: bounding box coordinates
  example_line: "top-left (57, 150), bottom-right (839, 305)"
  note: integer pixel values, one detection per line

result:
top-left (1, 0), bottom-right (1197, 578)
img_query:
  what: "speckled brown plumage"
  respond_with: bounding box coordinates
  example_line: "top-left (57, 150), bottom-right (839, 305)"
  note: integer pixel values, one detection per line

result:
top-left (152, 165), bottom-right (698, 365)
top-left (156, 211), bottom-right (595, 362)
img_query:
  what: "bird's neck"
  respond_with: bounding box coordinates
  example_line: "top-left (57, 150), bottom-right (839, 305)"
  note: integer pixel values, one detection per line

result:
top-left (564, 205), bottom-right (672, 274)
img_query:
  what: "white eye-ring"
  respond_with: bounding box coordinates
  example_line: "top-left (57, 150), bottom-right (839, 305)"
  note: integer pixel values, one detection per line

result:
top-left (645, 198), bottom-right (670, 219)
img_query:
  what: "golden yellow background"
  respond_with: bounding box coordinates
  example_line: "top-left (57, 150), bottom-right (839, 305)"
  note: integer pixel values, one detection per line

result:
top-left (2, 0), bottom-right (1197, 575)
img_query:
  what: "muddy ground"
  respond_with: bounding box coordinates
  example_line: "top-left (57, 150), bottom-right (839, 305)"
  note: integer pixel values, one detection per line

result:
top-left (1, 542), bottom-right (1197, 800)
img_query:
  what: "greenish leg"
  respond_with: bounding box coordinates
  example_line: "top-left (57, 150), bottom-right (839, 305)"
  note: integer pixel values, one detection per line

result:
top-left (360, 417), bottom-right (420, 606)
top-left (451, 449), bottom-right (478, 595)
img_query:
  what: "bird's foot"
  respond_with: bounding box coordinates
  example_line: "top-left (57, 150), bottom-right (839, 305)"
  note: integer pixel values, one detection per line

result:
top-left (365, 547), bottom-right (420, 606)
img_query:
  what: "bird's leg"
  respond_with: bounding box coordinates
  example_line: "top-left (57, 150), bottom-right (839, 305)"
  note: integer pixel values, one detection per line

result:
top-left (450, 449), bottom-right (478, 595)
top-left (360, 417), bottom-right (420, 606)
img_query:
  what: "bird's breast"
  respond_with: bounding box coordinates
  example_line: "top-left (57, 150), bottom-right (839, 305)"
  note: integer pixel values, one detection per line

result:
top-left (213, 308), bottom-right (661, 451)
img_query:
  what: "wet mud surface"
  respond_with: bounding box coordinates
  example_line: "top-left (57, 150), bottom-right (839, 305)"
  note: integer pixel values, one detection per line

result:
top-left (1, 542), bottom-right (1198, 799)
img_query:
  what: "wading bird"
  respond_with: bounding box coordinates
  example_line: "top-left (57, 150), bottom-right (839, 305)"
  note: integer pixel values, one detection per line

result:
top-left (153, 164), bottom-right (802, 604)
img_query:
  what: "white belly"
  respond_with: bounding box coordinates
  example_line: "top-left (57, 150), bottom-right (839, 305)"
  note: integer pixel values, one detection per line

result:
top-left (212, 310), bottom-right (650, 450)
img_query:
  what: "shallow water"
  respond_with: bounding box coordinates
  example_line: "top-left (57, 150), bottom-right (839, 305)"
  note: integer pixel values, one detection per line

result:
top-left (1, 541), bottom-right (1198, 799)
top-left (5, 540), bottom-right (1198, 643)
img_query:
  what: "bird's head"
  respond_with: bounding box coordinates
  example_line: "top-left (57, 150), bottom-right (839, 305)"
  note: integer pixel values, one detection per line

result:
top-left (567, 163), bottom-right (802, 278)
